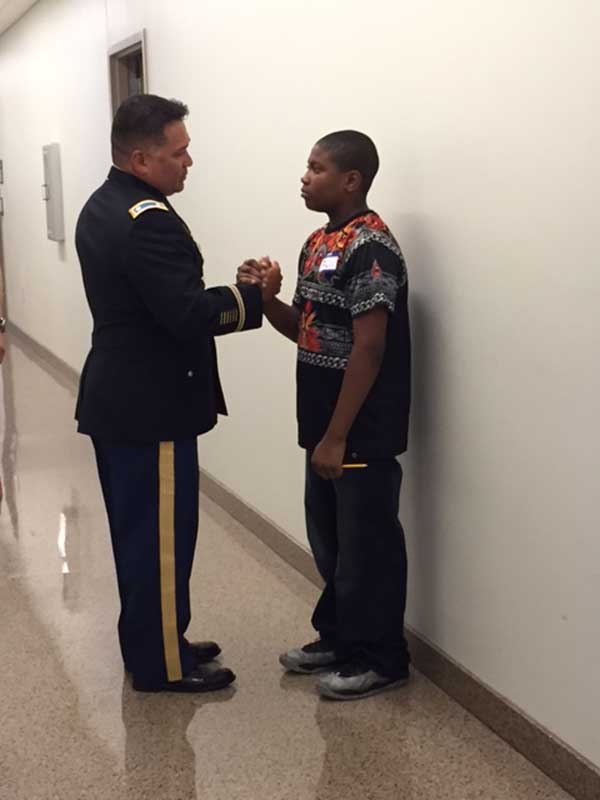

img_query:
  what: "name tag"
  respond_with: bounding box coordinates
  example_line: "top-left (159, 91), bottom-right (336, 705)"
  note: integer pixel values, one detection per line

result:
top-left (319, 254), bottom-right (339, 272)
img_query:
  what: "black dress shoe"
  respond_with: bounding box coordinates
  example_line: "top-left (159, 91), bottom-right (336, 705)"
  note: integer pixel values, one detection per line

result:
top-left (133, 665), bottom-right (236, 693)
top-left (124, 642), bottom-right (221, 675)
top-left (189, 640), bottom-right (221, 664)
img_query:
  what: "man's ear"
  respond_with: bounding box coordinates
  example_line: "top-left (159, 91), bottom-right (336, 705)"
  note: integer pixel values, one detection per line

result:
top-left (344, 169), bottom-right (363, 194)
top-left (130, 148), bottom-right (148, 177)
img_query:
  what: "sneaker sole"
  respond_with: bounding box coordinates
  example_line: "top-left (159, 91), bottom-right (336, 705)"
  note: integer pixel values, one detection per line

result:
top-left (317, 676), bottom-right (409, 701)
top-left (279, 653), bottom-right (339, 675)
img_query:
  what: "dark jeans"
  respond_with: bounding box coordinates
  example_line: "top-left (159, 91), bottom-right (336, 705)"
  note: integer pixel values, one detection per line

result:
top-left (305, 453), bottom-right (409, 677)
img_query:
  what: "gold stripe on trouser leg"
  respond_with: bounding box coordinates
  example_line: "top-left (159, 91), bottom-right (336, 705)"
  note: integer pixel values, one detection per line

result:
top-left (158, 442), bottom-right (182, 682)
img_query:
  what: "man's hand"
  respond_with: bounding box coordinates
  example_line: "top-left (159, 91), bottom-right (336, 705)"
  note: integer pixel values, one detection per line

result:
top-left (237, 257), bottom-right (282, 303)
top-left (237, 259), bottom-right (264, 287)
top-left (261, 259), bottom-right (282, 303)
top-left (311, 435), bottom-right (346, 480)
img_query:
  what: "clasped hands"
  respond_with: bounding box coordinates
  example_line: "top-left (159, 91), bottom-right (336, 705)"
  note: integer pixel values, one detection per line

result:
top-left (237, 257), bottom-right (282, 303)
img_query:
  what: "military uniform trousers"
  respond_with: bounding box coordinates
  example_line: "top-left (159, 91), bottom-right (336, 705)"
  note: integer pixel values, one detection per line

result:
top-left (93, 437), bottom-right (201, 688)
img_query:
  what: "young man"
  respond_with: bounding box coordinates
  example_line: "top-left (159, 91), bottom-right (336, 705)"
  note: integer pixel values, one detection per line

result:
top-left (239, 131), bottom-right (411, 700)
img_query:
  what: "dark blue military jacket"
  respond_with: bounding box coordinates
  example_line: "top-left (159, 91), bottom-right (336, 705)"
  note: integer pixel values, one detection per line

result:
top-left (75, 167), bottom-right (262, 442)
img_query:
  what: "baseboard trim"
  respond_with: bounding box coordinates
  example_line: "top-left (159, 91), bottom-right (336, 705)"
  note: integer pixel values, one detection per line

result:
top-left (11, 323), bottom-right (600, 800)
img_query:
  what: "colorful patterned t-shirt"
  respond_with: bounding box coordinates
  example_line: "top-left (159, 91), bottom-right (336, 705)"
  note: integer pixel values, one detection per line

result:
top-left (293, 211), bottom-right (411, 458)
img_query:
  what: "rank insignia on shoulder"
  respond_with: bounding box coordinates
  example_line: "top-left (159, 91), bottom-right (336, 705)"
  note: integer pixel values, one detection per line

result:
top-left (128, 199), bottom-right (169, 219)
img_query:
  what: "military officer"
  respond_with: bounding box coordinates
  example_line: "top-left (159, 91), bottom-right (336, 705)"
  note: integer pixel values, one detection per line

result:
top-left (75, 93), bottom-right (281, 693)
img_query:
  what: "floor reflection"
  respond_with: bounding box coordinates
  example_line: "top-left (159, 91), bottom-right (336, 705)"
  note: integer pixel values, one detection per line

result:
top-left (58, 488), bottom-right (82, 612)
top-left (1, 346), bottom-right (20, 538)
top-left (120, 677), bottom-right (239, 800)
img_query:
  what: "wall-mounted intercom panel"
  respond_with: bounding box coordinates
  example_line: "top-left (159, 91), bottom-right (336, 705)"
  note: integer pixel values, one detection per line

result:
top-left (42, 143), bottom-right (65, 242)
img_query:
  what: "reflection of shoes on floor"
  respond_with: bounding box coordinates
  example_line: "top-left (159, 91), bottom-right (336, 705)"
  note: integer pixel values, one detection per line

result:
top-left (133, 664), bottom-right (236, 693)
top-left (279, 639), bottom-right (343, 674)
top-left (317, 661), bottom-right (409, 701)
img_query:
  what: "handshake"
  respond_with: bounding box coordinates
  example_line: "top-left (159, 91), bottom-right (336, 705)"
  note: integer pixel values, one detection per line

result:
top-left (237, 257), bottom-right (282, 304)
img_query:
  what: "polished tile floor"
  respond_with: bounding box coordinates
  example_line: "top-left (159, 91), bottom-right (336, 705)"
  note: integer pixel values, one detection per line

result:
top-left (0, 338), bottom-right (574, 800)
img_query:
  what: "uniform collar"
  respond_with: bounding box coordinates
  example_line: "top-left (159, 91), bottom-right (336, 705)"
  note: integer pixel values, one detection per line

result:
top-left (107, 166), bottom-right (166, 200)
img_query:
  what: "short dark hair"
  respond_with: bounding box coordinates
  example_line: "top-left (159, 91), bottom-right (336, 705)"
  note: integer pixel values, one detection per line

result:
top-left (111, 94), bottom-right (189, 162)
top-left (317, 130), bottom-right (380, 193)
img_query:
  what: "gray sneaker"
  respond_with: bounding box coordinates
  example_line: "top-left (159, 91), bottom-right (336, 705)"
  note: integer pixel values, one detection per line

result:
top-left (317, 661), bottom-right (409, 700)
top-left (279, 639), bottom-right (340, 674)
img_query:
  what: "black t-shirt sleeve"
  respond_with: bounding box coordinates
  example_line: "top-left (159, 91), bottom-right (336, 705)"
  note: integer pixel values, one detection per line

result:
top-left (342, 241), bottom-right (406, 318)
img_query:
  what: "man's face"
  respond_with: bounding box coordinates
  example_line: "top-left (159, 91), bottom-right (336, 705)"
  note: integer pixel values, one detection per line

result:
top-left (134, 120), bottom-right (193, 195)
top-left (300, 144), bottom-right (350, 213)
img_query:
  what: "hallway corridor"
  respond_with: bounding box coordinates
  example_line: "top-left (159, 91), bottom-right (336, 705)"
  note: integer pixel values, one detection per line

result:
top-left (0, 337), bottom-right (573, 800)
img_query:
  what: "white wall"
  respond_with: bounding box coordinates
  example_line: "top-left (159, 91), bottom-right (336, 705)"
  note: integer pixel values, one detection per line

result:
top-left (0, 0), bottom-right (110, 369)
top-left (1, 0), bottom-right (599, 767)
